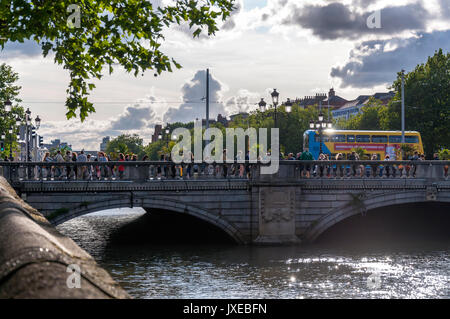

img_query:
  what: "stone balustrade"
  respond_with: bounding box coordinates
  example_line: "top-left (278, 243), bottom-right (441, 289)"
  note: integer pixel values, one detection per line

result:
top-left (0, 160), bottom-right (448, 183)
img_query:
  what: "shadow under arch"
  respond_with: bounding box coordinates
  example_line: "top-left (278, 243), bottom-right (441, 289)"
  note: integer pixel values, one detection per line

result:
top-left (304, 190), bottom-right (450, 243)
top-left (50, 195), bottom-right (245, 244)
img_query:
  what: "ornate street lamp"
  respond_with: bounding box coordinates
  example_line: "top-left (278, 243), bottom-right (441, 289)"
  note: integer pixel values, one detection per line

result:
top-left (8, 127), bottom-right (13, 161)
top-left (25, 108), bottom-right (31, 125)
top-left (20, 108), bottom-right (41, 163)
top-left (311, 113), bottom-right (333, 156)
top-left (164, 125), bottom-right (170, 148)
top-left (35, 115), bottom-right (41, 129)
top-left (285, 98), bottom-right (293, 113)
top-left (258, 98), bottom-right (267, 112)
top-left (271, 89), bottom-right (279, 128)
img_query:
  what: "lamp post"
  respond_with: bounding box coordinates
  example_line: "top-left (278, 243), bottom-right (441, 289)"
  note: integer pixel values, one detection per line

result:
top-left (401, 69), bottom-right (405, 144)
top-left (8, 126), bottom-right (13, 161)
top-left (2, 100), bottom-right (13, 160)
top-left (271, 89), bottom-right (279, 128)
top-left (165, 125), bottom-right (170, 148)
top-left (285, 98), bottom-right (293, 113)
top-left (22, 108), bottom-right (41, 162)
top-left (310, 113), bottom-right (333, 156)
top-left (258, 98), bottom-right (267, 112)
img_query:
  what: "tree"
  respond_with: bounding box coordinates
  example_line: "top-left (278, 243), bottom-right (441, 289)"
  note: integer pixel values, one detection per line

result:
top-left (105, 134), bottom-right (144, 158)
top-left (0, 63), bottom-right (25, 159)
top-left (335, 97), bottom-right (389, 131)
top-left (1, 0), bottom-right (236, 121)
top-left (388, 49), bottom-right (450, 156)
top-left (144, 140), bottom-right (165, 160)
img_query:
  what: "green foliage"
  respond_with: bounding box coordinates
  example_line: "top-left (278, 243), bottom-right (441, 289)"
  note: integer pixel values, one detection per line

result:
top-left (438, 149), bottom-right (450, 160)
top-left (389, 49), bottom-right (450, 156)
top-left (1, 0), bottom-right (236, 121)
top-left (141, 104), bottom-right (324, 159)
top-left (144, 141), bottom-right (164, 160)
top-left (335, 97), bottom-right (390, 130)
top-left (49, 144), bottom-right (72, 157)
top-left (106, 134), bottom-right (144, 158)
top-left (400, 143), bottom-right (418, 159)
top-left (351, 147), bottom-right (367, 159)
top-left (0, 63), bottom-right (25, 159)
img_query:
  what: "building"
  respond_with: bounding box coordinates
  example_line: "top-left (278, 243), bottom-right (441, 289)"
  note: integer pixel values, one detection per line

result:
top-left (286, 89), bottom-right (348, 112)
top-left (42, 139), bottom-right (72, 151)
top-left (332, 91), bottom-right (395, 120)
top-left (322, 88), bottom-right (349, 110)
top-left (228, 112), bottom-right (249, 122)
top-left (151, 125), bottom-right (163, 144)
top-left (100, 136), bottom-right (110, 152)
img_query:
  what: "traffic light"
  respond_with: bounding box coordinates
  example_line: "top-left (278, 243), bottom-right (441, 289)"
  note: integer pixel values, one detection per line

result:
top-left (39, 136), bottom-right (44, 147)
top-left (0, 141), bottom-right (4, 152)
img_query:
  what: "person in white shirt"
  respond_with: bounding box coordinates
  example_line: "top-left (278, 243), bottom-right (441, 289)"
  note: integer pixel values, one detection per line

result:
top-left (77, 150), bottom-right (87, 179)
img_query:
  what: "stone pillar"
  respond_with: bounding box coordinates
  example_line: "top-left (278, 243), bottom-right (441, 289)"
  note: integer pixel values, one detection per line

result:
top-left (253, 186), bottom-right (299, 244)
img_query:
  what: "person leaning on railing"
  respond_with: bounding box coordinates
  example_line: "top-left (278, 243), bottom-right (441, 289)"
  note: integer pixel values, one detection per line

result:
top-left (42, 152), bottom-right (53, 180)
top-left (348, 151), bottom-right (358, 176)
top-left (77, 150), bottom-right (87, 180)
top-left (299, 148), bottom-right (313, 178)
top-left (118, 153), bottom-right (125, 180)
top-left (370, 154), bottom-right (378, 177)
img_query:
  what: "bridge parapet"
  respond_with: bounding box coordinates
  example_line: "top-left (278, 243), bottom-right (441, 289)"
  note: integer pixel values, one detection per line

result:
top-left (255, 160), bottom-right (449, 182)
top-left (0, 160), bottom-right (448, 183)
top-left (0, 161), bottom-right (449, 245)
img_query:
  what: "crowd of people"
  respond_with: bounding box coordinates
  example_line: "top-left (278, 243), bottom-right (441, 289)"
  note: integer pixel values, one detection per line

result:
top-left (36, 149), bottom-right (255, 180)
top-left (281, 148), bottom-right (437, 178)
top-left (1, 148), bottom-right (444, 180)
top-left (39, 150), bottom-right (139, 180)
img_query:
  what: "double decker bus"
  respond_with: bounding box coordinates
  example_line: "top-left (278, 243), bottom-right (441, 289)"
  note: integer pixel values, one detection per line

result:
top-left (303, 130), bottom-right (424, 160)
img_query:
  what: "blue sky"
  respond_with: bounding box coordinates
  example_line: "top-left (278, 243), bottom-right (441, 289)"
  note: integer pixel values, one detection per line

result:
top-left (1, 0), bottom-right (449, 150)
top-left (244, 0), bottom-right (268, 10)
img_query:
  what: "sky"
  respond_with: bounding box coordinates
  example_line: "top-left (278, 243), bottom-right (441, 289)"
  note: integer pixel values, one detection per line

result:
top-left (1, 0), bottom-right (449, 150)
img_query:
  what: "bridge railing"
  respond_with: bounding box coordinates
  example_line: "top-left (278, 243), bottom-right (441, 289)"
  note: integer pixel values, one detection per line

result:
top-left (254, 160), bottom-right (449, 181)
top-left (0, 160), bottom-right (448, 183)
top-left (0, 161), bottom-right (255, 183)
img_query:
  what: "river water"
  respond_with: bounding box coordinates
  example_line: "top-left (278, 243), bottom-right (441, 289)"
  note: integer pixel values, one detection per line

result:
top-left (56, 208), bottom-right (450, 299)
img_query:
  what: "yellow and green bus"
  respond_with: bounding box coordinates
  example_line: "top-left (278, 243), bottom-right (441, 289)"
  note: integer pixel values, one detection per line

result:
top-left (303, 130), bottom-right (424, 160)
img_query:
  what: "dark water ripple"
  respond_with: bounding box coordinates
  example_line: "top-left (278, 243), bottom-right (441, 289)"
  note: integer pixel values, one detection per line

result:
top-left (56, 209), bottom-right (450, 299)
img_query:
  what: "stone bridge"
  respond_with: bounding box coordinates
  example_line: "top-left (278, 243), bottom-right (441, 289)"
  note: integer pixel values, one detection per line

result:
top-left (1, 160), bottom-right (449, 244)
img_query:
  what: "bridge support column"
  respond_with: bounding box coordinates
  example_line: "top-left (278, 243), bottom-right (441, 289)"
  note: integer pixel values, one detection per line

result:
top-left (253, 186), bottom-right (300, 245)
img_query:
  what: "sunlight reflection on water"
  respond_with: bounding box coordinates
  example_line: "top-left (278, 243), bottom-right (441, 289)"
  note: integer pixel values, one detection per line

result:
top-left (56, 208), bottom-right (450, 299)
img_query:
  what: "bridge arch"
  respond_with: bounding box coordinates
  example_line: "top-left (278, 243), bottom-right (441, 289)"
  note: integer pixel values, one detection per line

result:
top-left (304, 190), bottom-right (450, 243)
top-left (50, 195), bottom-right (246, 244)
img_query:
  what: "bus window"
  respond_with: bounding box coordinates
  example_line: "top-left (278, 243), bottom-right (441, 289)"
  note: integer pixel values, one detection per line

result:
top-left (347, 135), bottom-right (355, 143)
top-left (405, 136), bottom-right (419, 143)
top-left (356, 135), bottom-right (370, 142)
top-left (372, 135), bottom-right (387, 143)
top-left (314, 135), bottom-right (330, 142)
top-left (389, 136), bottom-right (402, 143)
top-left (331, 135), bottom-right (346, 142)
